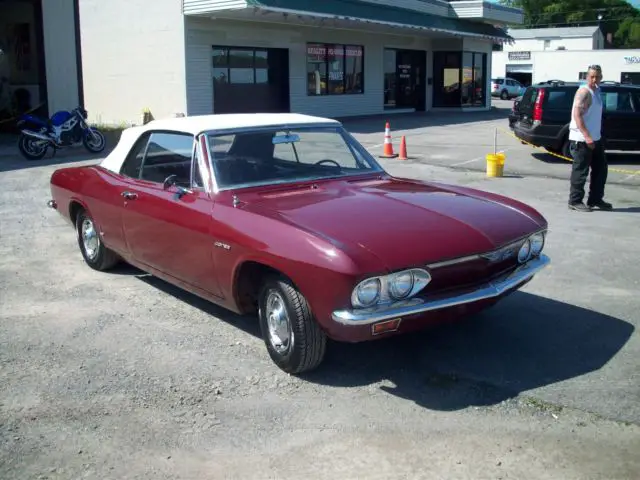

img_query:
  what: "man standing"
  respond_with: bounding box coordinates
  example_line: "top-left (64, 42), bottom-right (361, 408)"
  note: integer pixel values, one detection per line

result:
top-left (567, 64), bottom-right (612, 212)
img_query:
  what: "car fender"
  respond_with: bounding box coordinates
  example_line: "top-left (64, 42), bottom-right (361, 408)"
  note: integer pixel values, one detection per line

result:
top-left (226, 233), bottom-right (367, 328)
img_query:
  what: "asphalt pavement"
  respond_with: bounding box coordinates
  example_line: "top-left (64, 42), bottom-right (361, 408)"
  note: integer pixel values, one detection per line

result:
top-left (346, 99), bottom-right (640, 187)
top-left (1, 103), bottom-right (639, 479)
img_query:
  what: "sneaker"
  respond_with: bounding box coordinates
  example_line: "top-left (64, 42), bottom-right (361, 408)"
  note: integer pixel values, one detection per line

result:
top-left (569, 202), bottom-right (592, 212)
top-left (588, 200), bottom-right (613, 210)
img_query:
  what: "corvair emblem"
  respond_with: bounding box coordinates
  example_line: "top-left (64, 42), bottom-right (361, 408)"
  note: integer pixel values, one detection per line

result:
top-left (214, 241), bottom-right (231, 250)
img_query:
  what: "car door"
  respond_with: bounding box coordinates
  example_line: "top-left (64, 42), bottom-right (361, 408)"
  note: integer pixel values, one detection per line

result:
top-left (601, 88), bottom-right (639, 151)
top-left (118, 130), bottom-right (223, 298)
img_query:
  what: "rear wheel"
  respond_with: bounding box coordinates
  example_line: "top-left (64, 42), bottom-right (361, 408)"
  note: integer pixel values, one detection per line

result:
top-left (500, 90), bottom-right (509, 100)
top-left (258, 274), bottom-right (327, 374)
top-left (75, 209), bottom-right (119, 271)
top-left (17, 134), bottom-right (48, 160)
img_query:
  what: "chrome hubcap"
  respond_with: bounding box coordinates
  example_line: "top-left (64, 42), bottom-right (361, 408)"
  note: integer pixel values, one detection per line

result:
top-left (81, 218), bottom-right (99, 260)
top-left (265, 291), bottom-right (292, 354)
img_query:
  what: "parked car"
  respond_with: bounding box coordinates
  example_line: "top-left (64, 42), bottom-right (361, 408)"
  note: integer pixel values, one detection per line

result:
top-left (47, 113), bottom-right (550, 374)
top-left (491, 77), bottom-right (525, 100)
top-left (511, 80), bottom-right (640, 158)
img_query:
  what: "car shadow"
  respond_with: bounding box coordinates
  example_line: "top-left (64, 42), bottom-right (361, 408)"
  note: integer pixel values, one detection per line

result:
top-left (118, 263), bottom-right (634, 412)
top-left (127, 266), bottom-right (262, 338)
top-left (301, 291), bottom-right (634, 411)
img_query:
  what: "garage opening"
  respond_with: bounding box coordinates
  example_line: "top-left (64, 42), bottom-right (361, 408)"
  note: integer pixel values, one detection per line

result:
top-left (0, 0), bottom-right (48, 132)
top-left (506, 64), bottom-right (533, 87)
top-left (212, 46), bottom-right (290, 114)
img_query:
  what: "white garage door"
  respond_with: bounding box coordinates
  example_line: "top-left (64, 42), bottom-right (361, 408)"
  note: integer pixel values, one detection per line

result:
top-left (506, 64), bottom-right (533, 73)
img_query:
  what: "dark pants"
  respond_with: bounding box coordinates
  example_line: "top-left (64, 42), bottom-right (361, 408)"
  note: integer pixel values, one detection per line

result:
top-left (569, 140), bottom-right (608, 205)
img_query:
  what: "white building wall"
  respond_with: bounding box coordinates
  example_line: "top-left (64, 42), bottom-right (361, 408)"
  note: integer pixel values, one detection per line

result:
top-left (492, 49), bottom-right (640, 84)
top-left (78, 0), bottom-right (187, 125)
top-left (185, 18), bottom-right (495, 117)
top-left (504, 36), bottom-right (594, 52)
top-left (185, 18), bottom-right (440, 118)
top-left (42, 0), bottom-right (79, 114)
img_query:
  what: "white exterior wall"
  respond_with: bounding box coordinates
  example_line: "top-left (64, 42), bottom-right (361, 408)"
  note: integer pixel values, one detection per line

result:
top-left (185, 18), bottom-right (495, 117)
top-left (42, 0), bottom-right (79, 114)
top-left (78, 0), bottom-right (187, 125)
top-left (503, 36), bottom-right (595, 52)
top-left (492, 50), bottom-right (640, 84)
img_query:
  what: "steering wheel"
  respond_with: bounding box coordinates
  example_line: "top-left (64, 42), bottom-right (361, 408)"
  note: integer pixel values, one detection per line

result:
top-left (315, 159), bottom-right (341, 168)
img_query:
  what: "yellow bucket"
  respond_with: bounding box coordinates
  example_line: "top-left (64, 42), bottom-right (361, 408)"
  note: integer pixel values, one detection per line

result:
top-left (486, 152), bottom-right (505, 177)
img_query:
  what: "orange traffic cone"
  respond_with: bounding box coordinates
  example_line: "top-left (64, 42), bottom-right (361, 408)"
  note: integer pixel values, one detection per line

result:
top-left (398, 136), bottom-right (409, 160)
top-left (378, 121), bottom-right (398, 158)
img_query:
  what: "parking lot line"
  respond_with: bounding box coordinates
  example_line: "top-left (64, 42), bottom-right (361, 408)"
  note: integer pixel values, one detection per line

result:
top-left (450, 149), bottom-right (513, 167)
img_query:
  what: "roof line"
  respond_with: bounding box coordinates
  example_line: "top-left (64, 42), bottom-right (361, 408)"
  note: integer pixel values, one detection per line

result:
top-left (254, 5), bottom-right (511, 42)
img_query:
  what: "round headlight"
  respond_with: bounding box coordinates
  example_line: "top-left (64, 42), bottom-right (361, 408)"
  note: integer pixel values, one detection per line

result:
top-left (389, 271), bottom-right (414, 299)
top-left (517, 239), bottom-right (531, 263)
top-left (530, 232), bottom-right (545, 256)
top-left (354, 278), bottom-right (381, 307)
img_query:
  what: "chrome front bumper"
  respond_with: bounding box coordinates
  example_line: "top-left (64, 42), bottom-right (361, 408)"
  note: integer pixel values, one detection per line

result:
top-left (331, 254), bottom-right (550, 326)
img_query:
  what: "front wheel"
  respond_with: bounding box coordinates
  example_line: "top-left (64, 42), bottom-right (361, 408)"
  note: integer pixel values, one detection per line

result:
top-left (17, 134), bottom-right (48, 160)
top-left (258, 275), bottom-right (327, 374)
top-left (75, 208), bottom-right (119, 271)
top-left (82, 128), bottom-right (106, 153)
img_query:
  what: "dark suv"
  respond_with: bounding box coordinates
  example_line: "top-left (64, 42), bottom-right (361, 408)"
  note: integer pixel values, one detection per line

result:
top-left (510, 80), bottom-right (640, 158)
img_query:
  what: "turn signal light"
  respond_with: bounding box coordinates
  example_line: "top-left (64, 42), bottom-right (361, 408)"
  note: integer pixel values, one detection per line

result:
top-left (372, 318), bottom-right (402, 336)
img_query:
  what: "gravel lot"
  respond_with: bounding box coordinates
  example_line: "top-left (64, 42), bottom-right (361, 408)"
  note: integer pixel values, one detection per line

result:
top-left (1, 104), bottom-right (639, 479)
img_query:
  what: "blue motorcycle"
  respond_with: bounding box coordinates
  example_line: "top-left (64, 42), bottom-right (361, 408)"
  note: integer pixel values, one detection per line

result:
top-left (16, 106), bottom-right (106, 160)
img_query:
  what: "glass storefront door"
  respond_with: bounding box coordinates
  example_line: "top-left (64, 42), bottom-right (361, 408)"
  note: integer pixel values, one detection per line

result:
top-left (383, 48), bottom-right (426, 111)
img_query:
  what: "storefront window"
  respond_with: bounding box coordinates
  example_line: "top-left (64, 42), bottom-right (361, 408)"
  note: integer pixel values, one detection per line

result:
top-left (212, 47), bottom-right (270, 85)
top-left (433, 51), bottom-right (486, 108)
top-left (307, 43), bottom-right (364, 96)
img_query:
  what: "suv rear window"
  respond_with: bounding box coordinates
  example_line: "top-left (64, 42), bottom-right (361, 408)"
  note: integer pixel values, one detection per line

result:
top-left (519, 87), bottom-right (538, 109)
top-left (544, 89), bottom-right (578, 109)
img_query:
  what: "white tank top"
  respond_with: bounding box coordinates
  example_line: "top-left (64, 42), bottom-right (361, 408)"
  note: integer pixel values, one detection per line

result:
top-left (569, 85), bottom-right (602, 142)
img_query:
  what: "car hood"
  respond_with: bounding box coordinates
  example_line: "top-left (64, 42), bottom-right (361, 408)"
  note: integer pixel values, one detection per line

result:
top-left (243, 177), bottom-right (544, 271)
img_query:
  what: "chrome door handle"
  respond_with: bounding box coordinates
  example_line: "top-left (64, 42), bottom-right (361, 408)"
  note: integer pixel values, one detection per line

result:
top-left (121, 191), bottom-right (138, 200)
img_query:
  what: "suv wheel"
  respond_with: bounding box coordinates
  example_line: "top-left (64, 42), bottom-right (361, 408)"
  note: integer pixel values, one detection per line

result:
top-left (500, 90), bottom-right (509, 100)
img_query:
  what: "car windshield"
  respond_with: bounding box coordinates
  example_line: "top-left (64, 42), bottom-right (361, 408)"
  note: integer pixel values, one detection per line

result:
top-left (206, 125), bottom-right (384, 190)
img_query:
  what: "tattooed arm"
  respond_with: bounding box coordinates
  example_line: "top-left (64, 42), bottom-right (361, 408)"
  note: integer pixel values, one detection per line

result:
top-left (572, 87), bottom-right (594, 146)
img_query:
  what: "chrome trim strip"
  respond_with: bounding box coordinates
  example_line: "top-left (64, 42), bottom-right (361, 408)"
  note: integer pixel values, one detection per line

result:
top-left (427, 254), bottom-right (481, 269)
top-left (331, 254), bottom-right (550, 326)
top-left (426, 229), bottom-right (547, 269)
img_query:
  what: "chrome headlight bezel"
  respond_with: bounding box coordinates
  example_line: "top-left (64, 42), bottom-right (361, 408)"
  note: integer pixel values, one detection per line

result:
top-left (530, 231), bottom-right (545, 256)
top-left (351, 268), bottom-right (431, 309)
top-left (351, 277), bottom-right (382, 308)
top-left (517, 238), bottom-right (531, 263)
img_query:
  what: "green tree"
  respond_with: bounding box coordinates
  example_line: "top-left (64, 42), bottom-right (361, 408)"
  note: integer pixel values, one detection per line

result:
top-left (499, 0), bottom-right (640, 47)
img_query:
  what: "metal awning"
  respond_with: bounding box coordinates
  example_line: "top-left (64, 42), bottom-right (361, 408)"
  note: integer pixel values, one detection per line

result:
top-left (184, 0), bottom-right (513, 43)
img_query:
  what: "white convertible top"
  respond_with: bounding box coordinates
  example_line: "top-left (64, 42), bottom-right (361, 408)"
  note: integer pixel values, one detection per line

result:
top-left (99, 113), bottom-right (341, 173)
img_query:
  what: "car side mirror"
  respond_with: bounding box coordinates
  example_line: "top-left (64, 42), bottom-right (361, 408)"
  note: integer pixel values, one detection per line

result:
top-left (163, 174), bottom-right (177, 190)
top-left (173, 185), bottom-right (193, 200)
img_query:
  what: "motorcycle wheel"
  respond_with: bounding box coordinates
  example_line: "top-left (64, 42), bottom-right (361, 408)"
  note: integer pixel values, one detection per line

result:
top-left (82, 128), bottom-right (106, 153)
top-left (17, 134), bottom-right (48, 161)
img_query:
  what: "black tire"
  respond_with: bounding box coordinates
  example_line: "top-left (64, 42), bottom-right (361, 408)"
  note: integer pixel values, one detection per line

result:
top-left (75, 209), bottom-right (119, 271)
top-left (500, 90), bottom-right (509, 100)
top-left (17, 134), bottom-right (48, 160)
top-left (258, 274), bottom-right (327, 374)
top-left (82, 128), bottom-right (106, 153)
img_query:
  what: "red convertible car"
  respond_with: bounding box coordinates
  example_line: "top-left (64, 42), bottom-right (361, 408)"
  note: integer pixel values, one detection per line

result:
top-left (47, 113), bottom-right (550, 374)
